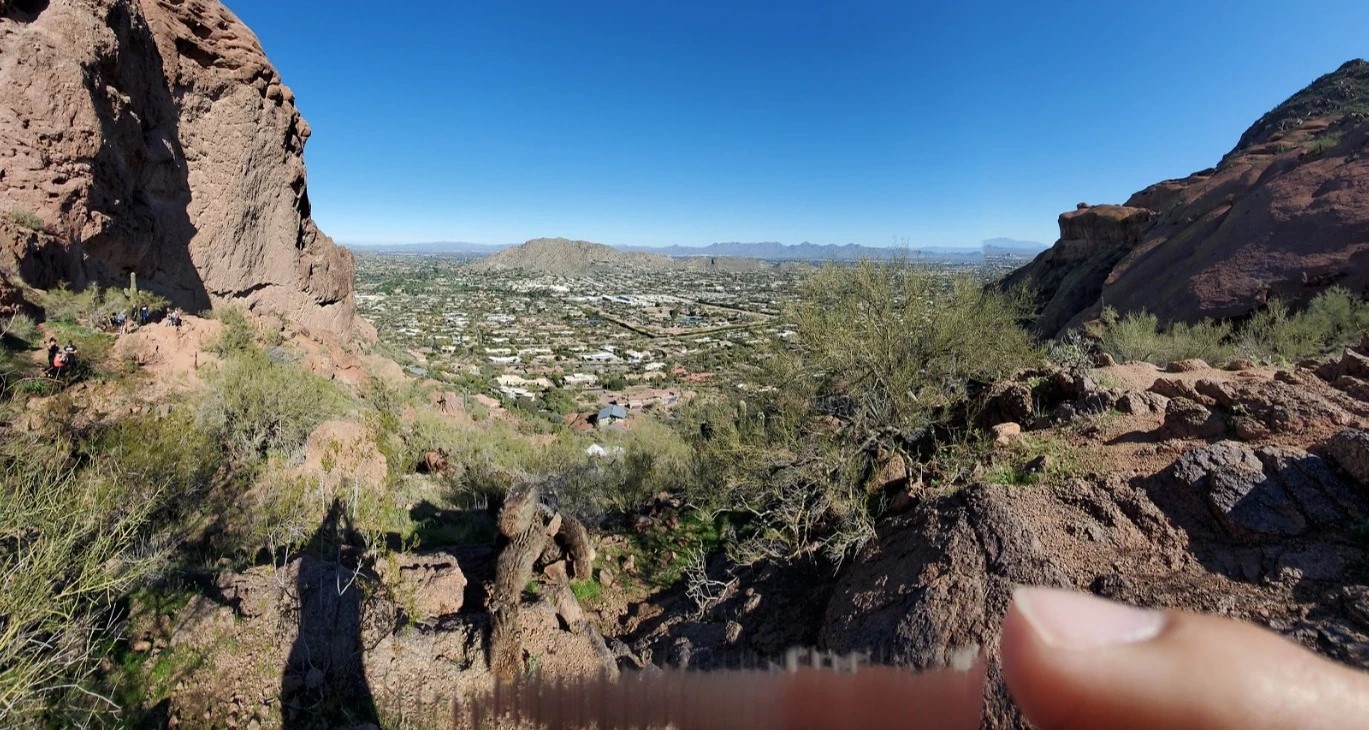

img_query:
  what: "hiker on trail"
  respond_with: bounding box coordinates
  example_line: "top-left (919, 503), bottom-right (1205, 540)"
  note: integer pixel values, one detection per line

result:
top-left (115, 309), bottom-right (128, 335)
top-left (169, 308), bottom-right (183, 330)
top-left (46, 338), bottom-right (59, 372)
top-left (139, 305), bottom-right (149, 326)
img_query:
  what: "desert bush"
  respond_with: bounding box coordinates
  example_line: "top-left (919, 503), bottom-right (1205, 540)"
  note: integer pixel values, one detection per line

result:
top-left (39, 283), bottom-right (101, 325)
top-left (207, 305), bottom-right (256, 355)
top-left (1048, 328), bottom-right (1096, 369)
top-left (559, 417), bottom-right (694, 519)
top-left (197, 349), bottom-right (347, 463)
top-left (1, 312), bottom-right (38, 345)
top-left (98, 287), bottom-right (170, 322)
top-left (9, 209), bottom-right (45, 232)
top-left (1097, 306), bottom-right (1235, 364)
top-left (1240, 287), bottom-right (1369, 362)
top-left (687, 260), bottom-right (1040, 564)
top-left (0, 435), bottom-right (172, 724)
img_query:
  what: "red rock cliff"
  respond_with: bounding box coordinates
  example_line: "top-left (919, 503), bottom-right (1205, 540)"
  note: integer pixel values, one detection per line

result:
top-left (0, 0), bottom-right (373, 340)
top-left (1006, 60), bottom-right (1369, 338)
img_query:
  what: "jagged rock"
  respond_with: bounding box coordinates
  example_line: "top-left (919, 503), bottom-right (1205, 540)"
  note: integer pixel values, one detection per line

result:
top-left (0, 0), bottom-right (372, 339)
top-left (1254, 448), bottom-right (1358, 527)
top-left (1166, 359), bottom-right (1210, 373)
top-left (1273, 544), bottom-right (1346, 582)
top-left (1226, 358), bottom-right (1257, 371)
top-left (1052, 370), bottom-right (1096, 401)
top-left (1163, 397), bottom-right (1227, 439)
top-left (1150, 378), bottom-right (1214, 405)
top-left (872, 453), bottom-right (910, 490)
top-left (1322, 348), bottom-right (1369, 381)
top-left (1343, 586), bottom-right (1369, 630)
top-left (1332, 376), bottom-right (1369, 402)
top-left (1193, 379), bottom-right (1237, 407)
top-left (375, 553), bottom-right (467, 623)
top-left (1164, 442), bottom-right (1360, 542)
top-left (1094, 352), bottom-right (1118, 367)
top-left (1325, 429), bottom-right (1369, 487)
top-left (978, 382), bottom-right (1033, 427)
top-left (1231, 415), bottom-right (1273, 442)
top-left (991, 422), bottom-right (1021, 446)
top-left (1117, 390), bottom-right (1169, 415)
top-left (418, 450), bottom-right (449, 475)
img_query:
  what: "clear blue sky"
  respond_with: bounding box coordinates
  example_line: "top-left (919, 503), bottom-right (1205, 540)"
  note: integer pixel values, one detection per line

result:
top-left (224, 0), bottom-right (1369, 248)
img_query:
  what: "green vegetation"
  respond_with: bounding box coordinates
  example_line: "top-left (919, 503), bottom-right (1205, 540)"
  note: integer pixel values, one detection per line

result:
top-left (196, 347), bottom-right (346, 463)
top-left (1096, 307), bottom-right (1235, 365)
top-left (684, 261), bottom-right (1041, 564)
top-left (1306, 130), bottom-right (1346, 155)
top-left (9, 209), bottom-right (45, 232)
top-left (1092, 287), bottom-right (1369, 366)
top-left (38, 283), bottom-right (170, 328)
top-left (570, 578), bottom-right (602, 604)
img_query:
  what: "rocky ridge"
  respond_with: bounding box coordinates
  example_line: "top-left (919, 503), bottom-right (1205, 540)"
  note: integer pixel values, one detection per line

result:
top-left (1009, 59), bottom-right (1369, 337)
top-left (0, 0), bottom-right (371, 339)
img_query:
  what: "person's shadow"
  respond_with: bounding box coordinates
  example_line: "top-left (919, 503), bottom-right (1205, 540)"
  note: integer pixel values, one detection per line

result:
top-left (280, 498), bottom-right (379, 728)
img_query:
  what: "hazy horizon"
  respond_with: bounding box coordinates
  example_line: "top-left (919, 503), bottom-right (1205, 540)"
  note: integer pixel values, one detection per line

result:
top-left (224, 0), bottom-right (1369, 249)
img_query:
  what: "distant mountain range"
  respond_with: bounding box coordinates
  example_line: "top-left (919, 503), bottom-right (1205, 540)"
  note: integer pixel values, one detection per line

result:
top-left (470, 238), bottom-right (789, 277)
top-left (624, 239), bottom-right (1047, 260)
top-left (349, 238), bottom-right (1046, 261)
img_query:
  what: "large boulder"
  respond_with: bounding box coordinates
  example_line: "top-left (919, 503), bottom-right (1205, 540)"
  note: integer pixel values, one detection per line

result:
top-left (1164, 442), bottom-right (1359, 541)
top-left (1325, 429), bottom-right (1369, 487)
top-left (0, 0), bottom-right (373, 339)
top-left (1162, 397), bottom-right (1227, 439)
top-left (375, 553), bottom-right (468, 623)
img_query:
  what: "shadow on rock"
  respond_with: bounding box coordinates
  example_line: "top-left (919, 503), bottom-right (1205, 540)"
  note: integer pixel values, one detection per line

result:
top-left (280, 499), bottom-right (379, 729)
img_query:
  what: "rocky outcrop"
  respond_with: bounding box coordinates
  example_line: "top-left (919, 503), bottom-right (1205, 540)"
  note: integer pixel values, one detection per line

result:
top-left (0, 0), bottom-right (372, 339)
top-left (1008, 60), bottom-right (1369, 337)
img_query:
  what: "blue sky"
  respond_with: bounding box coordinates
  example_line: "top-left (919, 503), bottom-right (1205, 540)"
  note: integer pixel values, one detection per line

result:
top-left (224, 1), bottom-right (1369, 248)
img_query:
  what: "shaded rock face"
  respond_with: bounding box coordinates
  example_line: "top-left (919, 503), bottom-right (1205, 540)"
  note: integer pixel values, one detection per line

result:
top-left (0, 0), bottom-right (372, 339)
top-left (1008, 59), bottom-right (1369, 337)
top-left (819, 455), bottom-right (1369, 728)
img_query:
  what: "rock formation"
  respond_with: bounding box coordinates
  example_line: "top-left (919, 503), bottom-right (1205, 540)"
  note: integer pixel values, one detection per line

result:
top-left (0, 0), bottom-right (372, 339)
top-left (1009, 60), bottom-right (1369, 337)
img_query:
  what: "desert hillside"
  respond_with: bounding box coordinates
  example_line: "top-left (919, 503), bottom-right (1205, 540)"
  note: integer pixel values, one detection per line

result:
top-left (1009, 59), bottom-right (1369, 337)
top-left (7, 4), bottom-right (1369, 730)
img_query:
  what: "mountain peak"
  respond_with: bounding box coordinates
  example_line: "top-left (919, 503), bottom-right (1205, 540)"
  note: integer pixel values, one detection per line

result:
top-left (1232, 58), bottom-right (1369, 153)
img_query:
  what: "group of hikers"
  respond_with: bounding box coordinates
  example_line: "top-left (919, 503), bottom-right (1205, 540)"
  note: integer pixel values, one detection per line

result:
top-left (44, 306), bottom-right (185, 379)
top-left (45, 338), bottom-right (79, 378)
top-left (108, 305), bottom-right (182, 334)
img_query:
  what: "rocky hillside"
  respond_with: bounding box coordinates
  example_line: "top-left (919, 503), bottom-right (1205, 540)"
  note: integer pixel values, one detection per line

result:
top-left (0, 0), bottom-right (371, 339)
top-left (473, 237), bottom-right (787, 276)
top-left (1009, 59), bottom-right (1369, 337)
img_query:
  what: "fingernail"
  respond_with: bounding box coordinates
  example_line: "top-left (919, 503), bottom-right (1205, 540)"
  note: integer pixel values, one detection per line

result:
top-left (1013, 586), bottom-right (1166, 650)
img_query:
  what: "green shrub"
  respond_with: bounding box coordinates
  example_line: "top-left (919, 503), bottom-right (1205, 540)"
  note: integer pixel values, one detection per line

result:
top-left (207, 305), bottom-right (256, 355)
top-left (0, 435), bottom-right (171, 724)
top-left (197, 349), bottom-right (347, 463)
top-left (39, 283), bottom-right (101, 325)
top-left (1239, 287), bottom-right (1369, 362)
top-left (1098, 306), bottom-right (1235, 364)
top-left (688, 260), bottom-right (1041, 564)
top-left (1, 312), bottom-right (38, 345)
top-left (9, 209), bottom-right (45, 232)
top-left (99, 287), bottom-right (170, 322)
